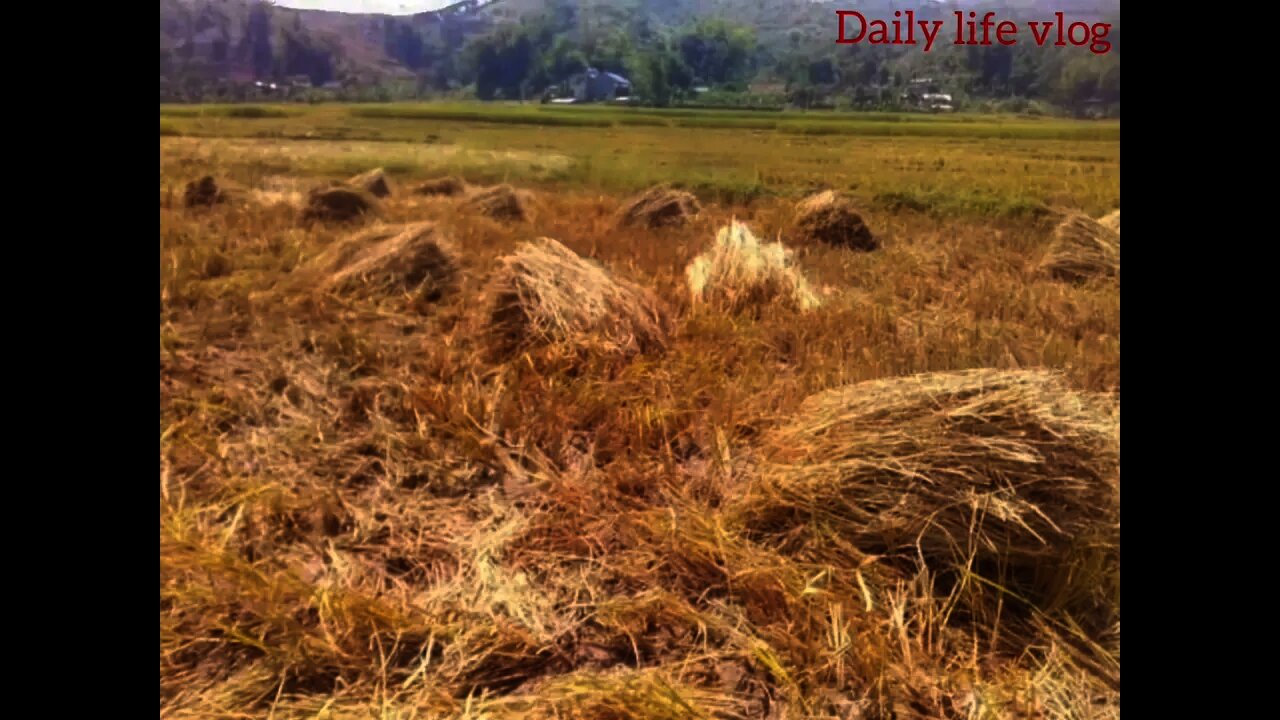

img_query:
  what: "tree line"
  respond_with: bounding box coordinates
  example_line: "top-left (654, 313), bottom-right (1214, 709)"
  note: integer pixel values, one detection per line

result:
top-left (459, 1), bottom-right (1118, 114)
top-left (160, 0), bottom-right (1119, 116)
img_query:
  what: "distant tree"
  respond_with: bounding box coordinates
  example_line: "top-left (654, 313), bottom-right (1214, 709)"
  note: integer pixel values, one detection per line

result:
top-left (677, 19), bottom-right (756, 86)
top-left (628, 41), bottom-right (689, 107)
top-left (787, 84), bottom-right (818, 109)
top-left (283, 30), bottom-right (333, 86)
top-left (1051, 53), bottom-right (1119, 114)
top-left (471, 41), bottom-right (501, 100)
top-left (636, 51), bottom-right (673, 106)
top-left (384, 20), bottom-right (425, 69)
top-left (588, 29), bottom-right (635, 75)
top-left (467, 27), bottom-right (537, 100)
top-left (158, 0), bottom-right (1117, 114)
top-left (1008, 47), bottom-right (1044, 97)
top-left (247, 1), bottom-right (274, 78)
top-left (808, 57), bottom-right (837, 86)
top-left (965, 45), bottom-right (1013, 94)
top-left (1096, 58), bottom-right (1119, 104)
top-left (549, 37), bottom-right (587, 79)
top-left (535, 36), bottom-right (587, 91)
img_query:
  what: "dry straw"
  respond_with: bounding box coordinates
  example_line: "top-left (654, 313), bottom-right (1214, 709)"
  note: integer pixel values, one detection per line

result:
top-left (616, 184), bottom-right (702, 229)
top-left (315, 222), bottom-right (459, 302)
top-left (794, 190), bottom-right (878, 251)
top-left (302, 185), bottom-right (380, 223)
top-left (347, 167), bottom-right (394, 198)
top-left (733, 369), bottom-right (1119, 629)
top-left (183, 175), bottom-right (246, 208)
top-left (469, 666), bottom-right (746, 720)
top-left (686, 220), bottom-right (821, 313)
top-left (413, 176), bottom-right (467, 196)
top-left (1098, 209), bottom-right (1120, 233)
top-left (464, 184), bottom-right (532, 222)
top-left (1040, 212), bottom-right (1120, 282)
top-left (484, 237), bottom-right (670, 359)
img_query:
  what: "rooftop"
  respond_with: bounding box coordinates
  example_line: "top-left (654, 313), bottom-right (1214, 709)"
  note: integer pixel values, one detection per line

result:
top-left (580, 67), bottom-right (630, 85)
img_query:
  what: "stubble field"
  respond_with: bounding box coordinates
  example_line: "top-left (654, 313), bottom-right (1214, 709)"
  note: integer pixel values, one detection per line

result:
top-left (160, 104), bottom-right (1119, 719)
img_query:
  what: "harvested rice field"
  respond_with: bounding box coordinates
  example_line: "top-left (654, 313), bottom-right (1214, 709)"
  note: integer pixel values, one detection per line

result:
top-left (160, 104), bottom-right (1119, 719)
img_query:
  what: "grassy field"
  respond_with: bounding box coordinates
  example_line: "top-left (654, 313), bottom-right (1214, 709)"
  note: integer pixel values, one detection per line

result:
top-left (160, 103), bottom-right (1118, 216)
top-left (161, 102), bottom-right (1120, 137)
top-left (160, 104), bottom-right (1119, 718)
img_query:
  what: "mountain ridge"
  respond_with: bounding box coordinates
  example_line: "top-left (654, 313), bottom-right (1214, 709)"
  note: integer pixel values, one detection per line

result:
top-left (159, 0), bottom-right (1119, 111)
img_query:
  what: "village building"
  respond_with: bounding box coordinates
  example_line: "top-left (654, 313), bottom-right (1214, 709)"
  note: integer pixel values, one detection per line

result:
top-left (901, 78), bottom-right (955, 112)
top-left (566, 68), bottom-right (632, 103)
top-left (920, 93), bottom-right (954, 112)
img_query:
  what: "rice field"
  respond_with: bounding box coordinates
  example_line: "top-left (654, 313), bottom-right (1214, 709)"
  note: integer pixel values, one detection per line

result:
top-left (160, 103), bottom-right (1119, 719)
top-left (160, 103), bottom-right (1118, 215)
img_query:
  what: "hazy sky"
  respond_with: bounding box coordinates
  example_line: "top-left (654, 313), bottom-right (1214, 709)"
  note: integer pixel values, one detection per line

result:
top-left (275, 1), bottom-right (451, 14)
